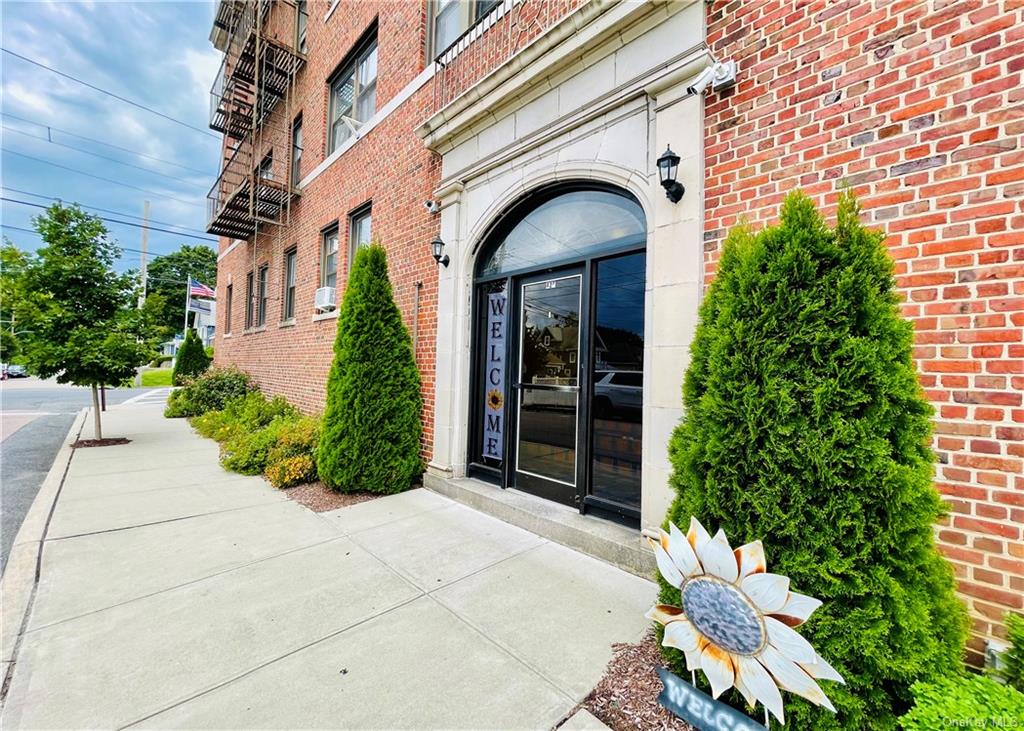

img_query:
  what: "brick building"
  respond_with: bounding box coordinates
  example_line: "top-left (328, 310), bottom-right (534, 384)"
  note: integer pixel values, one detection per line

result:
top-left (207, 0), bottom-right (1023, 665)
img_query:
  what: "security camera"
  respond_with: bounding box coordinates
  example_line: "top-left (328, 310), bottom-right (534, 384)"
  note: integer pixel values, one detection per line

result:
top-left (686, 66), bottom-right (716, 96)
top-left (687, 60), bottom-right (738, 95)
top-left (424, 200), bottom-right (441, 214)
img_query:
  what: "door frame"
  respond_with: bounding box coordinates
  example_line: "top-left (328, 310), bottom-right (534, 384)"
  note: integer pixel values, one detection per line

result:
top-left (465, 184), bottom-right (647, 524)
top-left (510, 266), bottom-right (587, 507)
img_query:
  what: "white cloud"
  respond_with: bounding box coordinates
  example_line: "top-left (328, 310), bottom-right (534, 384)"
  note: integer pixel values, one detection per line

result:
top-left (2, 82), bottom-right (57, 115)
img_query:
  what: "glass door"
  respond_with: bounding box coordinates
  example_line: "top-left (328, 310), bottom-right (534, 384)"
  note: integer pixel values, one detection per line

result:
top-left (587, 252), bottom-right (645, 518)
top-left (513, 270), bottom-right (582, 505)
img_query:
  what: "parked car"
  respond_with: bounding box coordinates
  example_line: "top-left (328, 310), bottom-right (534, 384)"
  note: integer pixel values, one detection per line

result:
top-left (593, 370), bottom-right (642, 418)
top-left (5, 365), bottom-right (27, 378)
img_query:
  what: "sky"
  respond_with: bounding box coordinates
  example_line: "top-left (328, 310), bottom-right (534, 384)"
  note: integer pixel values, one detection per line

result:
top-left (1, 0), bottom-right (222, 274)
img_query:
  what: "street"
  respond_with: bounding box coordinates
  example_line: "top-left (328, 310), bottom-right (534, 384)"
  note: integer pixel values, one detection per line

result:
top-left (0, 377), bottom-right (158, 571)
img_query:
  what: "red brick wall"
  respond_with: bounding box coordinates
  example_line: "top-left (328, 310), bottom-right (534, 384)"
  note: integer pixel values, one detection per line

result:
top-left (212, 0), bottom-right (578, 458)
top-left (213, 0), bottom-right (440, 454)
top-left (704, 0), bottom-right (1024, 665)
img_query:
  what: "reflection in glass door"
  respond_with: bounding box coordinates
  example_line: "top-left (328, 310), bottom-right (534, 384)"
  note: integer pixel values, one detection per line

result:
top-left (515, 272), bottom-right (582, 505)
top-left (588, 252), bottom-right (645, 514)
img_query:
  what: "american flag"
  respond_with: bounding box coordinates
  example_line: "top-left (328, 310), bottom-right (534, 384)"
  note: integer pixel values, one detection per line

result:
top-left (189, 278), bottom-right (216, 299)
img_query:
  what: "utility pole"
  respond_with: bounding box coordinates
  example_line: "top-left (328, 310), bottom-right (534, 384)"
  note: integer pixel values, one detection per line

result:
top-left (137, 200), bottom-right (150, 308)
top-left (134, 200), bottom-right (150, 387)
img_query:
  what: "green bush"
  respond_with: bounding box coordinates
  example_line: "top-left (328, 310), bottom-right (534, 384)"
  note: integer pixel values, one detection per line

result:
top-left (221, 417), bottom-right (293, 475)
top-left (998, 613), bottom-right (1024, 692)
top-left (192, 392), bottom-right (297, 443)
top-left (172, 328), bottom-right (211, 385)
top-left (899, 674), bottom-right (1024, 729)
top-left (317, 244), bottom-right (422, 494)
top-left (164, 367), bottom-right (254, 418)
top-left (659, 192), bottom-right (967, 729)
top-left (150, 354), bottom-right (173, 368)
top-left (263, 416), bottom-right (320, 488)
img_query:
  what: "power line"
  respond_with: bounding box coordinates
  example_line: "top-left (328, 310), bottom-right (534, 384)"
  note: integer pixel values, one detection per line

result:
top-left (3, 126), bottom-right (208, 189)
top-left (3, 187), bottom-right (213, 236)
top-left (1, 224), bottom-right (172, 259)
top-left (1, 48), bottom-right (219, 140)
top-left (1, 150), bottom-right (204, 209)
top-left (2, 198), bottom-right (217, 241)
top-left (0, 113), bottom-right (212, 175)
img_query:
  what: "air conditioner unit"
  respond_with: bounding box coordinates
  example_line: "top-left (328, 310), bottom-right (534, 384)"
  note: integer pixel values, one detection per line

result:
top-left (314, 286), bottom-right (336, 312)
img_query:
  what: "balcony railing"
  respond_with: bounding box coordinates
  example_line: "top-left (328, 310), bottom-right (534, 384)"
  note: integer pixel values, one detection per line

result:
top-left (206, 143), bottom-right (291, 239)
top-left (207, 1), bottom-right (305, 138)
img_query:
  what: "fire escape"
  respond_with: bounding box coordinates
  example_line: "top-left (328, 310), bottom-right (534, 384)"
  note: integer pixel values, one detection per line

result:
top-left (206, 0), bottom-right (305, 239)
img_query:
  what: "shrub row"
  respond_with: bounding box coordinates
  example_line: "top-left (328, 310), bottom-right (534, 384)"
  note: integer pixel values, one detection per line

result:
top-left (164, 367), bottom-right (254, 418)
top-left (188, 390), bottom-right (318, 489)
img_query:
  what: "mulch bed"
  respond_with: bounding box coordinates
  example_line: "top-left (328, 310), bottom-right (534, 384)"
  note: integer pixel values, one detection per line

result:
top-left (71, 437), bottom-right (131, 448)
top-left (581, 631), bottom-right (694, 731)
top-left (282, 481), bottom-right (380, 512)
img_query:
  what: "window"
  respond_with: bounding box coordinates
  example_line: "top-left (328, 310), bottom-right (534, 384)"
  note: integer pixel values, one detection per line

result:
top-left (245, 271), bottom-right (255, 329)
top-left (321, 227), bottom-right (339, 290)
top-left (225, 284), bottom-right (233, 333)
top-left (257, 264), bottom-right (269, 326)
top-left (327, 33), bottom-right (377, 154)
top-left (431, 0), bottom-right (500, 57)
top-left (291, 116), bottom-right (303, 185)
top-left (349, 204), bottom-right (372, 270)
top-left (283, 248), bottom-right (297, 320)
top-left (296, 0), bottom-right (308, 54)
top-left (258, 153), bottom-right (273, 180)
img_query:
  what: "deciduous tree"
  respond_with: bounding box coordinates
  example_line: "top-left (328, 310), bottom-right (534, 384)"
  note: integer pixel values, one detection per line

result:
top-left (20, 204), bottom-right (151, 438)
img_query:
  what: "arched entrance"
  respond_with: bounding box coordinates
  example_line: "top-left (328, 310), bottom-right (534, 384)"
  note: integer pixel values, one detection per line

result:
top-left (468, 183), bottom-right (647, 525)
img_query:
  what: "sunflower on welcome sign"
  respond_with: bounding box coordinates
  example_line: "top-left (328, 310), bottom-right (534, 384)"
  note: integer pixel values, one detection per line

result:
top-left (645, 517), bottom-right (844, 725)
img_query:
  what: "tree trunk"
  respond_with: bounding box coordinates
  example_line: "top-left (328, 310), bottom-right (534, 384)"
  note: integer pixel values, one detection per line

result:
top-left (91, 384), bottom-right (102, 440)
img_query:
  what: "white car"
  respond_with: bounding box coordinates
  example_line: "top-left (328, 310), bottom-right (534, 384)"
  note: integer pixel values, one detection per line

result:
top-left (593, 370), bottom-right (642, 417)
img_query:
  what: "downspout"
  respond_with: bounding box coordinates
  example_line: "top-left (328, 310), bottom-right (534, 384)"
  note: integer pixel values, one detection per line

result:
top-left (413, 281), bottom-right (423, 356)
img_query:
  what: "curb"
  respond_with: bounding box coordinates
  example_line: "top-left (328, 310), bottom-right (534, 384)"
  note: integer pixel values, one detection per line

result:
top-left (0, 407), bottom-right (87, 700)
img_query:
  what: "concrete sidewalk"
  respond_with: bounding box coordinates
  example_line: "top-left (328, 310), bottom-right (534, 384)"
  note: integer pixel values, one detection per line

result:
top-left (1, 402), bottom-right (654, 729)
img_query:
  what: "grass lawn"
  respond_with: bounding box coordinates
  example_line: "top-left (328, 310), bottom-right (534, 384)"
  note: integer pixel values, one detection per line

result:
top-left (141, 368), bottom-right (173, 387)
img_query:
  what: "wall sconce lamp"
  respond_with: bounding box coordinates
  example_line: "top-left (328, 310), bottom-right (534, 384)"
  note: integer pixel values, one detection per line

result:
top-left (431, 236), bottom-right (450, 268)
top-left (657, 146), bottom-right (684, 203)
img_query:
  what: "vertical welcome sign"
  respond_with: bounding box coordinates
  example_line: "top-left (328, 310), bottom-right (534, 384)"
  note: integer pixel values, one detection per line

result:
top-left (483, 290), bottom-right (507, 461)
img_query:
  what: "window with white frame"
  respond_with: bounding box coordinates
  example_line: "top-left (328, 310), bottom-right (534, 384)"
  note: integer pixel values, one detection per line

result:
top-left (327, 34), bottom-right (377, 154)
top-left (291, 116), bottom-right (302, 185)
top-left (321, 227), bottom-right (339, 290)
top-left (296, 0), bottom-right (308, 54)
top-left (348, 204), bottom-right (372, 270)
top-left (431, 0), bottom-right (500, 57)
top-left (283, 248), bottom-right (297, 320)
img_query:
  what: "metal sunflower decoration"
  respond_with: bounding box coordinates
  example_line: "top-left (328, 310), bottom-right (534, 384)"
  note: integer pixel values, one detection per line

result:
top-left (486, 389), bottom-right (504, 410)
top-left (645, 517), bottom-right (844, 725)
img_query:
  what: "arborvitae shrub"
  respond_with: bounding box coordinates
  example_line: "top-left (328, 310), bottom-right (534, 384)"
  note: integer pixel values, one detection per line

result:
top-left (316, 244), bottom-right (422, 493)
top-left (172, 328), bottom-right (210, 385)
top-left (1000, 613), bottom-right (1024, 692)
top-left (659, 192), bottom-right (967, 730)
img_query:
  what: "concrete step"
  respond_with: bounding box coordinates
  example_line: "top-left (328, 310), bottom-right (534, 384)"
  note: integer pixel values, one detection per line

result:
top-left (423, 472), bottom-right (656, 579)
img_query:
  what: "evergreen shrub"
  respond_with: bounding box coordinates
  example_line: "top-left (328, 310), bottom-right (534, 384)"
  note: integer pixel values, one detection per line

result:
top-left (659, 192), bottom-right (967, 729)
top-left (164, 367), bottom-right (253, 418)
top-left (899, 674), bottom-right (1024, 729)
top-left (172, 328), bottom-right (210, 385)
top-left (998, 613), bottom-right (1024, 692)
top-left (316, 244), bottom-right (422, 493)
